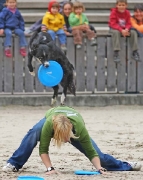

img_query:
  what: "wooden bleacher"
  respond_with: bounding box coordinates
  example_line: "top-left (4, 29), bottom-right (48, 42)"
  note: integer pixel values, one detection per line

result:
top-left (17, 0), bottom-right (143, 35)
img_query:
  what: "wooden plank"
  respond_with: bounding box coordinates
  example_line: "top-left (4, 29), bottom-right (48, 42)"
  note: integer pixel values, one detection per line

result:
top-left (86, 39), bottom-right (96, 91)
top-left (117, 38), bottom-right (126, 92)
top-left (137, 38), bottom-right (143, 91)
top-left (17, 0), bottom-right (139, 10)
top-left (0, 37), bottom-right (4, 92)
top-left (3, 37), bottom-right (13, 93)
top-left (24, 37), bottom-right (34, 92)
top-left (127, 38), bottom-right (137, 92)
top-left (45, 86), bottom-right (53, 93)
top-left (75, 38), bottom-right (86, 91)
top-left (55, 37), bottom-right (60, 47)
top-left (14, 36), bottom-right (23, 92)
top-left (55, 37), bottom-right (63, 93)
top-left (96, 37), bottom-right (106, 91)
top-left (35, 61), bottom-right (45, 92)
top-left (66, 37), bottom-right (76, 68)
top-left (66, 37), bottom-right (76, 93)
top-left (107, 37), bottom-right (116, 91)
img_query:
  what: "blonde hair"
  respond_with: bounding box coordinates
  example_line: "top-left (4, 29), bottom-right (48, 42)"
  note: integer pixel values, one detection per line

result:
top-left (72, 1), bottom-right (85, 12)
top-left (52, 114), bottom-right (78, 148)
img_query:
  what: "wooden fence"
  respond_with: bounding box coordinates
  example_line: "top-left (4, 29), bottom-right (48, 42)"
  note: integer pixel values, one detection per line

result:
top-left (0, 35), bottom-right (143, 95)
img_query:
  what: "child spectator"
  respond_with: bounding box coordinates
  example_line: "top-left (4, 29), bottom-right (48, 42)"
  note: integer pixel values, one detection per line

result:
top-left (131, 4), bottom-right (143, 37)
top-left (109, 0), bottom-right (141, 62)
top-left (0, 0), bottom-right (27, 58)
top-left (62, 1), bottom-right (96, 36)
top-left (41, 0), bottom-right (67, 52)
top-left (68, 1), bottom-right (96, 49)
top-left (26, 1), bottom-right (96, 36)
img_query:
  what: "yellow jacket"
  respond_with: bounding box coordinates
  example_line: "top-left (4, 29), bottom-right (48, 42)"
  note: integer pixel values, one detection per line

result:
top-left (42, 12), bottom-right (65, 32)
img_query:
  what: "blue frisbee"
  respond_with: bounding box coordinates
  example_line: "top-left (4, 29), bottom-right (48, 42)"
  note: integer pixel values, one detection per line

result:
top-left (74, 170), bottom-right (100, 175)
top-left (38, 60), bottom-right (63, 87)
top-left (17, 176), bottom-right (44, 180)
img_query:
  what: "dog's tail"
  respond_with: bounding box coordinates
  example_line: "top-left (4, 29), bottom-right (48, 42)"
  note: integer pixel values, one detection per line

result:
top-left (70, 62), bottom-right (74, 70)
top-left (68, 75), bottom-right (76, 96)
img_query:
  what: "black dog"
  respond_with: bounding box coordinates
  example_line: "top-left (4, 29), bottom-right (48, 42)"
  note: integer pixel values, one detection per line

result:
top-left (27, 31), bottom-right (76, 105)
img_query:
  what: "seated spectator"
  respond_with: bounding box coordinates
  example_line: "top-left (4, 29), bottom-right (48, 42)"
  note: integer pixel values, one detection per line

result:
top-left (25, 0), bottom-right (96, 36)
top-left (24, 1), bottom-right (70, 35)
top-left (109, 0), bottom-right (141, 63)
top-left (68, 1), bottom-right (96, 49)
top-left (0, 0), bottom-right (27, 58)
top-left (41, 0), bottom-right (67, 52)
top-left (130, 4), bottom-right (143, 37)
top-left (62, 1), bottom-right (96, 36)
top-left (62, 1), bottom-right (73, 35)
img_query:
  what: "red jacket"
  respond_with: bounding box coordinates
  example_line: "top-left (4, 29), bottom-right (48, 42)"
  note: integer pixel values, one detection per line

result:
top-left (108, 8), bottom-right (131, 32)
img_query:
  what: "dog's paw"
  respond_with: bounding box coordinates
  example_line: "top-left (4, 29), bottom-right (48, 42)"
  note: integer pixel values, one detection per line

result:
top-left (29, 71), bottom-right (35, 76)
top-left (51, 98), bottom-right (56, 106)
top-left (61, 93), bottom-right (66, 105)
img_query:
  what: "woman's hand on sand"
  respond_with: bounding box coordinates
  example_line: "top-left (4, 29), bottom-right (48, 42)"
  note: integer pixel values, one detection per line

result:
top-left (98, 168), bottom-right (110, 175)
top-left (45, 170), bottom-right (60, 175)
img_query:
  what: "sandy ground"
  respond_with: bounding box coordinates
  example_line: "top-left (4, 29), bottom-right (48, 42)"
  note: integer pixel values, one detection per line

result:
top-left (0, 105), bottom-right (143, 180)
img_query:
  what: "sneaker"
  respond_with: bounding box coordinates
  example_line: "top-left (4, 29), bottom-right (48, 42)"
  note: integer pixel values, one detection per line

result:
top-left (76, 44), bottom-right (82, 49)
top-left (113, 50), bottom-right (120, 62)
top-left (2, 163), bottom-right (18, 172)
top-left (132, 50), bottom-right (141, 62)
top-left (61, 44), bottom-right (67, 52)
top-left (24, 28), bottom-right (32, 35)
top-left (20, 47), bottom-right (27, 57)
top-left (5, 48), bottom-right (12, 58)
top-left (127, 161), bottom-right (142, 171)
top-left (90, 38), bottom-right (97, 46)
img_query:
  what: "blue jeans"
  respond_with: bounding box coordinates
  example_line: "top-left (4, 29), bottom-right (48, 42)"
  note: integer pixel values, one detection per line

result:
top-left (131, 28), bottom-right (143, 37)
top-left (71, 139), bottom-right (131, 171)
top-left (8, 118), bottom-right (46, 170)
top-left (8, 117), bottom-right (132, 171)
top-left (4, 28), bottom-right (27, 47)
top-left (47, 29), bottom-right (66, 44)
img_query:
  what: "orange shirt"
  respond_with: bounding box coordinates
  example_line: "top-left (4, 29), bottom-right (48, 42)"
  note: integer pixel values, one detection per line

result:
top-left (130, 16), bottom-right (143, 33)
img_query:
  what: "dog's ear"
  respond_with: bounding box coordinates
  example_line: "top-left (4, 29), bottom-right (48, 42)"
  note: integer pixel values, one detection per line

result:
top-left (46, 41), bottom-right (55, 48)
top-left (45, 32), bottom-right (53, 42)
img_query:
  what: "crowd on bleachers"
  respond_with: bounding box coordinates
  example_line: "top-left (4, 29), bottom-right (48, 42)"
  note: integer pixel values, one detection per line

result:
top-left (0, 0), bottom-right (143, 63)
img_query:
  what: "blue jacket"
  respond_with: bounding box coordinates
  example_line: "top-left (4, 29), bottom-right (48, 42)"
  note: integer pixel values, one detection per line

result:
top-left (0, 8), bottom-right (25, 30)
